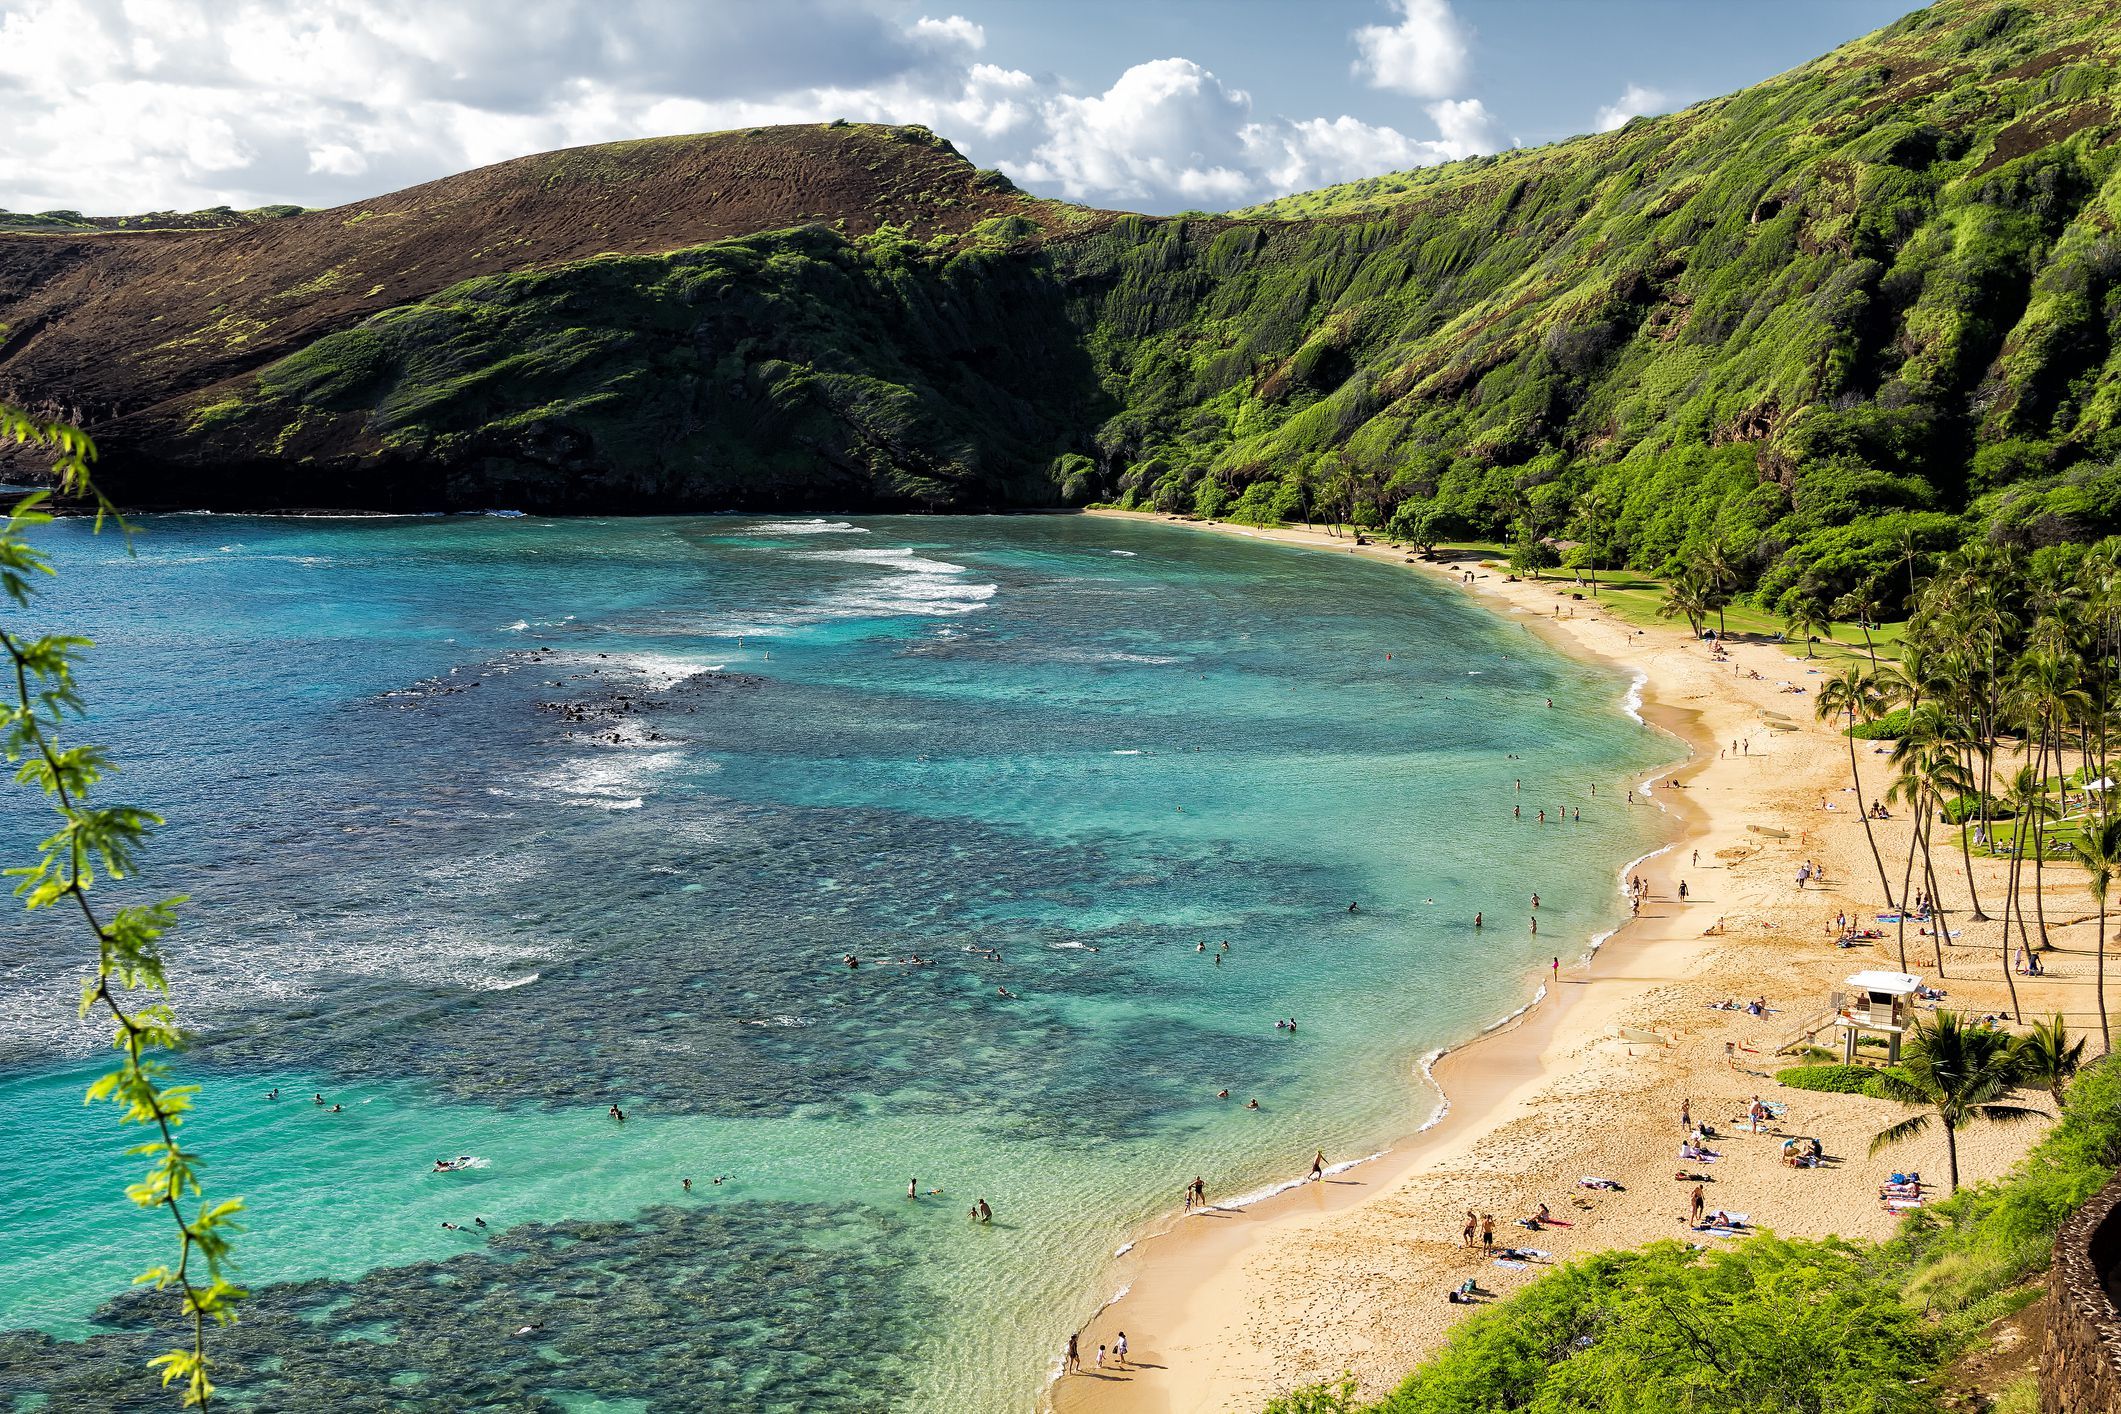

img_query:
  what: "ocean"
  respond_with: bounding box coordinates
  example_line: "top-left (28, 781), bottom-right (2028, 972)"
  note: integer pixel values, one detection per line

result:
top-left (0, 512), bottom-right (1674, 1411)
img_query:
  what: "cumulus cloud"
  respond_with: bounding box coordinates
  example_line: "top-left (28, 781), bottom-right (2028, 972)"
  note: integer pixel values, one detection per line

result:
top-left (1595, 83), bottom-right (1677, 132)
top-left (1350, 0), bottom-right (1469, 98)
top-left (0, 0), bottom-right (1505, 216)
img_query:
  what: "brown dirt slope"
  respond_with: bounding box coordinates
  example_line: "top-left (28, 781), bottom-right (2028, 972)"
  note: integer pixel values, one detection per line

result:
top-left (0, 123), bottom-right (1064, 435)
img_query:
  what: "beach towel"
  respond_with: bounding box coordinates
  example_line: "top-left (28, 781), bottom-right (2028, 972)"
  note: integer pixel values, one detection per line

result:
top-left (1493, 1258), bottom-right (1529, 1269)
top-left (1884, 1197), bottom-right (1923, 1210)
top-left (1577, 1177), bottom-right (1625, 1190)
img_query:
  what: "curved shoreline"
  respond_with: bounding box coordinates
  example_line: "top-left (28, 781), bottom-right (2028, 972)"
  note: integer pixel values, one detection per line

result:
top-left (1049, 513), bottom-right (1709, 1413)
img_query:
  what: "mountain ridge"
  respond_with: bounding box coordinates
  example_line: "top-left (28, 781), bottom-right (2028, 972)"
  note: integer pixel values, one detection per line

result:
top-left (5, 0), bottom-right (2120, 607)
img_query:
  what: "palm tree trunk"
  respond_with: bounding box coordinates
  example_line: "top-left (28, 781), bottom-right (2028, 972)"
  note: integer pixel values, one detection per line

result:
top-left (1848, 714), bottom-right (1896, 909)
top-left (2032, 727), bottom-right (2055, 950)
top-left (1956, 745), bottom-right (1988, 920)
top-left (1921, 811), bottom-right (1949, 980)
top-left (1896, 825), bottom-right (1920, 975)
top-left (2100, 898), bottom-right (2111, 1055)
top-left (1945, 1121), bottom-right (1961, 1194)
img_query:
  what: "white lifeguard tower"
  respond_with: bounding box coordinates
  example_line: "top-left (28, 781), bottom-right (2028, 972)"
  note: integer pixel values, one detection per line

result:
top-left (1831, 970), bottom-right (1923, 1063)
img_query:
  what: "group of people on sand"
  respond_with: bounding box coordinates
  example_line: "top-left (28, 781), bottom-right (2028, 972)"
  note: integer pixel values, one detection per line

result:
top-left (1062, 1329), bottom-right (1128, 1375)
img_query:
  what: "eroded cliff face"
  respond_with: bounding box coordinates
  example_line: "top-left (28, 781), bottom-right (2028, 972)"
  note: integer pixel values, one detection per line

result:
top-left (6, 0), bottom-right (2121, 612)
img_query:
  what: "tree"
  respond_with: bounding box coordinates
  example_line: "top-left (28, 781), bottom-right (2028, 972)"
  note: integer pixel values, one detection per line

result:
top-left (1694, 539), bottom-right (1739, 639)
top-left (2011, 1015), bottom-right (2087, 1104)
top-left (1509, 529), bottom-right (1559, 580)
top-left (1869, 1012), bottom-right (2048, 1193)
top-left (2, 403), bottom-right (244, 1407)
top-left (1782, 596), bottom-right (1829, 659)
top-left (1657, 568), bottom-right (1710, 637)
top-left (1815, 665), bottom-right (1897, 914)
top-left (2070, 816), bottom-right (2121, 1055)
top-left (1832, 577), bottom-right (1886, 665)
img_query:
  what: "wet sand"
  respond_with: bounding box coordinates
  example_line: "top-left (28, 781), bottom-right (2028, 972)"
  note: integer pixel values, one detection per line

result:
top-left (1050, 511), bottom-right (2083, 1413)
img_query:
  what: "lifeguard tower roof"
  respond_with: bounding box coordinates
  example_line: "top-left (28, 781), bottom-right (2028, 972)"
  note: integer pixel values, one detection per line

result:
top-left (1846, 970), bottom-right (1923, 994)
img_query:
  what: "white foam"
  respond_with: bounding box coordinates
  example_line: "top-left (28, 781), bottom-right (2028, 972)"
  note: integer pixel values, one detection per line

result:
top-left (744, 519), bottom-right (869, 535)
top-left (796, 547), bottom-right (969, 575)
top-left (1622, 669), bottom-right (1647, 724)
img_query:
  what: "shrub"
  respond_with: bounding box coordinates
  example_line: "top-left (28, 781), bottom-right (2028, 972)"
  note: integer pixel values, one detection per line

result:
top-left (1776, 1063), bottom-right (1883, 1095)
top-left (1847, 707), bottom-right (1911, 739)
top-left (1941, 794), bottom-right (2015, 825)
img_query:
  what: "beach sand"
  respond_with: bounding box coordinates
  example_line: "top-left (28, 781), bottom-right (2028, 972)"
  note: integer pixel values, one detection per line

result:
top-left (1051, 511), bottom-right (2095, 1414)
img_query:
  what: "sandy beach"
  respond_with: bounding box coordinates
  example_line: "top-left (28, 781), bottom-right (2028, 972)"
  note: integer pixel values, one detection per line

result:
top-left (1051, 510), bottom-right (2094, 1414)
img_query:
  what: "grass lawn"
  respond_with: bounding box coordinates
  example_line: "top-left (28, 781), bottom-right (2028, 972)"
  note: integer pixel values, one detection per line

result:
top-left (1433, 548), bottom-right (1907, 665)
top-left (1954, 812), bottom-right (2096, 862)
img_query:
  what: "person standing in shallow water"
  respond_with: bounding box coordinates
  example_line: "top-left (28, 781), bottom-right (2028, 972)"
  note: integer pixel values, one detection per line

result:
top-left (1311, 1149), bottom-right (1328, 1180)
top-left (1065, 1333), bottom-right (1080, 1374)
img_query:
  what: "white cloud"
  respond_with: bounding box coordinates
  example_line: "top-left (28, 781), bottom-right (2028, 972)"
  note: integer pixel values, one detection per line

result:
top-left (0, 0), bottom-right (1506, 217)
top-left (1424, 97), bottom-right (1500, 155)
top-left (1351, 0), bottom-right (1468, 98)
top-left (1595, 83), bottom-right (1675, 132)
top-left (911, 14), bottom-right (983, 51)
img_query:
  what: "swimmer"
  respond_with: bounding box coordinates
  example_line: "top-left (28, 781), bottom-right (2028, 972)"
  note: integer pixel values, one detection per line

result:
top-left (1246, 1099), bottom-right (1260, 1109)
top-left (909, 1177), bottom-right (919, 1200)
top-left (609, 1104), bottom-right (626, 1122)
top-left (1474, 911), bottom-right (1483, 928)
top-left (330, 1104), bottom-right (342, 1112)
top-left (1217, 1089), bottom-right (1231, 1099)
top-left (683, 1178), bottom-right (693, 1192)
top-left (474, 1217), bottom-right (487, 1228)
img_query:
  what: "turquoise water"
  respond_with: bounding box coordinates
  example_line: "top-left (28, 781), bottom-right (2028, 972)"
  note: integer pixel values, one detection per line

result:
top-left (0, 513), bottom-right (1674, 1411)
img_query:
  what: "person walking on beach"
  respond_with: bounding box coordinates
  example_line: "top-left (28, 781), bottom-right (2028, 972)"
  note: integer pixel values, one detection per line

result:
top-left (1192, 1176), bottom-right (1206, 1208)
top-left (1095, 1343), bottom-right (1106, 1373)
top-left (1065, 1333), bottom-right (1080, 1374)
top-left (1690, 1184), bottom-right (1706, 1226)
top-left (1681, 1098), bottom-right (1691, 1132)
top-left (1480, 1214), bottom-right (1495, 1252)
top-left (1463, 1210), bottom-right (1478, 1247)
top-left (1114, 1331), bottom-right (1129, 1369)
top-left (1551, 956), bottom-right (1559, 985)
top-left (1311, 1149), bottom-right (1328, 1181)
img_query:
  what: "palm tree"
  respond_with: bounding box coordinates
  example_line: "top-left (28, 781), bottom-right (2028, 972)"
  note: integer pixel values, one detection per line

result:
top-left (1869, 1012), bottom-right (2048, 1193)
top-left (2070, 816), bottom-right (2121, 1055)
top-left (2011, 1015), bottom-right (2087, 1104)
top-left (1658, 569), bottom-right (1710, 638)
top-left (2001, 765), bottom-right (2058, 971)
top-left (1696, 540), bottom-right (1738, 638)
top-left (1817, 664), bottom-right (1896, 913)
top-left (1833, 578), bottom-right (1886, 666)
top-left (1783, 597), bottom-right (1829, 658)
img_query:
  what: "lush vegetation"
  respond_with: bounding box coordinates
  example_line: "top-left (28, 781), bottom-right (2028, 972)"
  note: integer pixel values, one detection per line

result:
top-left (1775, 1062), bottom-right (1888, 1095)
top-left (1070, 0), bottom-right (2121, 615)
top-left (1, 406), bottom-right (241, 1406)
top-left (1268, 1048), bottom-right (2121, 1414)
top-left (68, 0), bottom-right (2121, 572)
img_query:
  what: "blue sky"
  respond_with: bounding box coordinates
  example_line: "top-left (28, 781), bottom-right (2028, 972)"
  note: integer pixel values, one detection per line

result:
top-left (947, 0), bottom-right (1918, 149)
top-left (0, 0), bottom-right (1920, 216)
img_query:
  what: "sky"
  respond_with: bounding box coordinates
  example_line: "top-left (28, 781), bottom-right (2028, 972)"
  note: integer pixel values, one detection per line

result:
top-left (0, 0), bottom-right (1921, 217)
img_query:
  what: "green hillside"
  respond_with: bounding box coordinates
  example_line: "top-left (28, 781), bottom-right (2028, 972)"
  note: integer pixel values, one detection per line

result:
top-left (6, 0), bottom-right (2121, 610)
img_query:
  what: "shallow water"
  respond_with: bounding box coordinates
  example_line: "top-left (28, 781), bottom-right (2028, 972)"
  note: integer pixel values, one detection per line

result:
top-left (0, 513), bottom-right (1674, 1411)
